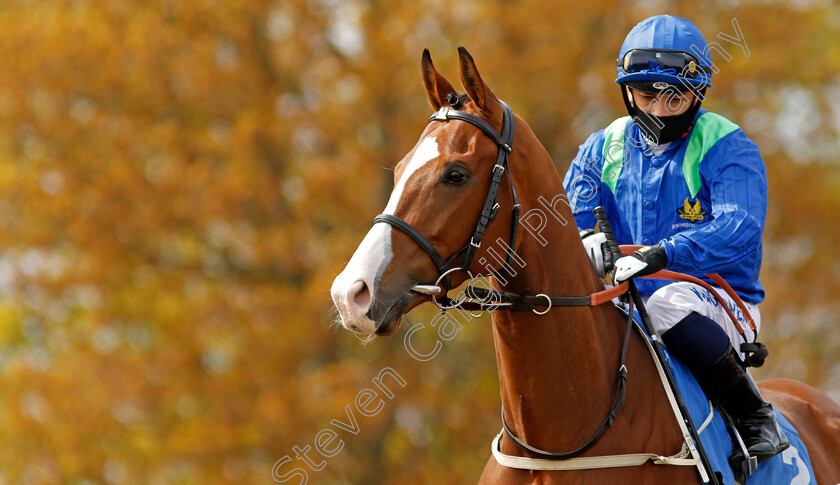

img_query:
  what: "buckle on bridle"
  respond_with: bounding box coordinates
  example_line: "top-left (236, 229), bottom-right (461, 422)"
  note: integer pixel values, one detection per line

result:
top-left (435, 107), bottom-right (450, 121)
top-left (532, 293), bottom-right (552, 315)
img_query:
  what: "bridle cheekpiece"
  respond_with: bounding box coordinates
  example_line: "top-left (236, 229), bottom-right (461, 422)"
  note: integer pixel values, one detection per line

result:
top-left (372, 100), bottom-right (521, 300)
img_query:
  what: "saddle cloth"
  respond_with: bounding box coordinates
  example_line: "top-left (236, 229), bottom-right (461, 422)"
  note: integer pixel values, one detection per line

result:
top-left (624, 307), bottom-right (817, 484)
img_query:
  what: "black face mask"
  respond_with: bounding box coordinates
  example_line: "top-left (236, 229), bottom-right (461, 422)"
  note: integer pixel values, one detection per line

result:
top-left (620, 87), bottom-right (703, 144)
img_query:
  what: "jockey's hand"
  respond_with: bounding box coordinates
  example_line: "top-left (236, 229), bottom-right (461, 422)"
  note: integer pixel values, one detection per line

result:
top-left (614, 244), bottom-right (667, 284)
top-left (580, 229), bottom-right (608, 278)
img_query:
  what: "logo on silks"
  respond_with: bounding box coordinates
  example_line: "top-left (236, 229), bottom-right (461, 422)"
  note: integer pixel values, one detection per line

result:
top-left (677, 197), bottom-right (707, 223)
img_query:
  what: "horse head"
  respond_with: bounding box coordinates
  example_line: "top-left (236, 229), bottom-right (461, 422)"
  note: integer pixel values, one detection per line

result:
top-left (331, 47), bottom-right (521, 336)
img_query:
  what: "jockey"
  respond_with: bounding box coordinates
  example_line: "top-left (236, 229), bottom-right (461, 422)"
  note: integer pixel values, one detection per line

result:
top-left (562, 15), bottom-right (789, 465)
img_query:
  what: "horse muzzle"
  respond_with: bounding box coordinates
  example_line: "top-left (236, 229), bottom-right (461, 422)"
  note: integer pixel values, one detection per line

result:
top-left (331, 276), bottom-right (378, 334)
top-left (331, 275), bottom-right (423, 336)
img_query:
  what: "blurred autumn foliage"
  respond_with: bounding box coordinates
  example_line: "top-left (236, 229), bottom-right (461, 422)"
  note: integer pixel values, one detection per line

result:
top-left (0, 0), bottom-right (838, 484)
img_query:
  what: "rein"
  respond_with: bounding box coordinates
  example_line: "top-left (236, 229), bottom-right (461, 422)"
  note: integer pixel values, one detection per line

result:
top-left (438, 266), bottom-right (751, 477)
top-left (436, 281), bottom-right (629, 313)
top-left (441, 267), bottom-right (756, 464)
top-left (372, 100), bottom-right (644, 463)
top-left (373, 101), bottom-right (734, 476)
top-left (500, 295), bottom-right (635, 460)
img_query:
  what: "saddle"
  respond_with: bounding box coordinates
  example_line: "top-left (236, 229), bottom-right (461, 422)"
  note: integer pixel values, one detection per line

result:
top-left (619, 304), bottom-right (817, 484)
top-left (487, 243), bottom-right (815, 483)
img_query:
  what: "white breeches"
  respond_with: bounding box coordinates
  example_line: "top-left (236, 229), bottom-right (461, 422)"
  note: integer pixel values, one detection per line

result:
top-left (645, 282), bottom-right (760, 359)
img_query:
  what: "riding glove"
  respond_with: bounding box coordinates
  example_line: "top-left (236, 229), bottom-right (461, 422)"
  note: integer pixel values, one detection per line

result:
top-left (580, 229), bottom-right (608, 278)
top-left (614, 244), bottom-right (667, 283)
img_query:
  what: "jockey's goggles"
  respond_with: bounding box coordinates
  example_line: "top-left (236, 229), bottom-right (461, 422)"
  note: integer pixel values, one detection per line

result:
top-left (618, 48), bottom-right (712, 79)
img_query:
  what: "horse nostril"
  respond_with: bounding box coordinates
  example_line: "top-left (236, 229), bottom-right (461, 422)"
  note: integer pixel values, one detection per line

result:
top-left (349, 280), bottom-right (371, 313)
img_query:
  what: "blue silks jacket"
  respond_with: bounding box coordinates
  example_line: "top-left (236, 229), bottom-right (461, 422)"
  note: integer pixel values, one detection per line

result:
top-left (562, 109), bottom-right (767, 304)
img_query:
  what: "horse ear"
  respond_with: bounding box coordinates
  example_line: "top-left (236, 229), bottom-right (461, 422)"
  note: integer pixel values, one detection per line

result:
top-left (458, 46), bottom-right (497, 112)
top-left (421, 49), bottom-right (457, 110)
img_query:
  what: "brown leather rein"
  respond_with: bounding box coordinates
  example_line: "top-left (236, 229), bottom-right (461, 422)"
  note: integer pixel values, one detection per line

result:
top-left (619, 245), bottom-right (756, 334)
top-left (434, 245), bottom-right (757, 462)
top-left (438, 245), bottom-right (755, 337)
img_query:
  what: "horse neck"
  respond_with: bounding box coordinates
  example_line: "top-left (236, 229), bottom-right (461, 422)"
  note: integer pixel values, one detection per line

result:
top-left (490, 127), bottom-right (635, 451)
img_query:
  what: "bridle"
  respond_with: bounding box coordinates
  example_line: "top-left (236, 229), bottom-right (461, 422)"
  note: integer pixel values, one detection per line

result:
top-left (367, 97), bottom-right (723, 477)
top-left (372, 100), bottom-right (521, 297)
top-left (371, 99), bottom-right (635, 463)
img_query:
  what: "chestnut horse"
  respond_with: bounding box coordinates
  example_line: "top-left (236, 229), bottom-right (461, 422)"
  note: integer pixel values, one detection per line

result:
top-left (330, 48), bottom-right (840, 483)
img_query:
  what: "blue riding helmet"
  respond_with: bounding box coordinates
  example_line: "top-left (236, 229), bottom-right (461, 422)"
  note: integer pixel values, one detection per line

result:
top-left (616, 15), bottom-right (714, 89)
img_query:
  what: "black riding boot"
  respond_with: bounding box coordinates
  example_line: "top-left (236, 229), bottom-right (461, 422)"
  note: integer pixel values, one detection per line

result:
top-left (694, 347), bottom-right (789, 466)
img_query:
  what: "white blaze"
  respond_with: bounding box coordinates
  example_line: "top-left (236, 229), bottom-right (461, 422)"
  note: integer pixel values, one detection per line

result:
top-left (331, 136), bottom-right (440, 333)
top-left (384, 137), bottom-right (440, 215)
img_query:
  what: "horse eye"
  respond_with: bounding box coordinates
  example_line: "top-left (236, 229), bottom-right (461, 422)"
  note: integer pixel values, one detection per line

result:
top-left (445, 169), bottom-right (466, 185)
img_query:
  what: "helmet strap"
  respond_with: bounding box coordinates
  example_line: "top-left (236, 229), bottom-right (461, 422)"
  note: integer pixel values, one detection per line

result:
top-left (620, 86), bottom-right (705, 145)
